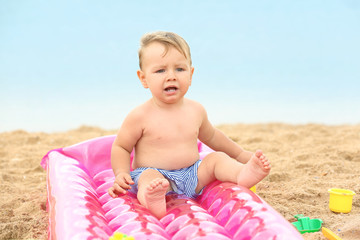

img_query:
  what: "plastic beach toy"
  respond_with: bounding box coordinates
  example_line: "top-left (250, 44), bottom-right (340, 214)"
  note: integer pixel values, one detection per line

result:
top-left (291, 214), bottom-right (323, 234)
top-left (322, 227), bottom-right (343, 240)
top-left (41, 135), bottom-right (303, 239)
top-left (328, 188), bottom-right (356, 213)
top-left (109, 232), bottom-right (135, 240)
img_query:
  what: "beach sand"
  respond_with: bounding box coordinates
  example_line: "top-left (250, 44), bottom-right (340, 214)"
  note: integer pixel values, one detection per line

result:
top-left (0, 124), bottom-right (359, 240)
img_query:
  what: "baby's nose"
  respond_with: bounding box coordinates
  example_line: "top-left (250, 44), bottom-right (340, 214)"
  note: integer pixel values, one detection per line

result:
top-left (166, 70), bottom-right (176, 80)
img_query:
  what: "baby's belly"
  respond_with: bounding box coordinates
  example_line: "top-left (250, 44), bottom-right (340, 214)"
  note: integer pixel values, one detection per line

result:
top-left (133, 146), bottom-right (200, 170)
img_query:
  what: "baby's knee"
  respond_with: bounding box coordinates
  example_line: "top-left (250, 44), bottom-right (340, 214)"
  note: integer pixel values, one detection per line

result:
top-left (203, 151), bottom-right (229, 166)
top-left (142, 168), bottom-right (162, 176)
top-left (138, 169), bottom-right (164, 185)
top-left (206, 151), bottom-right (228, 160)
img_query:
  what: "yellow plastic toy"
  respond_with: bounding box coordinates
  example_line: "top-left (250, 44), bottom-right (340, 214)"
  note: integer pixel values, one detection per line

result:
top-left (109, 232), bottom-right (135, 240)
top-left (328, 188), bottom-right (356, 213)
top-left (250, 185), bottom-right (256, 193)
top-left (322, 227), bottom-right (342, 240)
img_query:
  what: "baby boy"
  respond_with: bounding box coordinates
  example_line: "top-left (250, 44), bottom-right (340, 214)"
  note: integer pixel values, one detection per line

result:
top-left (108, 31), bottom-right (271, 218)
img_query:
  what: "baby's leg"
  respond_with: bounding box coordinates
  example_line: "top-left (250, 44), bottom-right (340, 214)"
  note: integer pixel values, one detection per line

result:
top-left (196, 151), bottom-right (270, 192)
top-left (137, 169), bottom-right (171, 219)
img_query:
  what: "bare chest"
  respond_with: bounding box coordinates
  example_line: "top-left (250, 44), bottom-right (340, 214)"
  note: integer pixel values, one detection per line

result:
top-left (143, 114), bottom-right (200, 143)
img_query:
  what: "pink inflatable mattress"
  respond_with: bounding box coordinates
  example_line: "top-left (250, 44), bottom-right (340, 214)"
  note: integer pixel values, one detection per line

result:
top-left (41, 135), bottom-right (302, 239)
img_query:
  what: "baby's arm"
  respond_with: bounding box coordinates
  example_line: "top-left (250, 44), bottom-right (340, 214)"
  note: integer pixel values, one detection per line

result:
top-left (109, 139), bottom-right (134, 196)
top-left (198, 106), bottom-right (252, 164)
top-left (108, 109), bottom-right (143, 197)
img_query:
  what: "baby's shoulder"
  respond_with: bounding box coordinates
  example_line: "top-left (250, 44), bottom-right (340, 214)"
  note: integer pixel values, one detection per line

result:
top-left (184, 98), bottom-right (206, 112)
top-left (126, 102), bottom-right (150, 120)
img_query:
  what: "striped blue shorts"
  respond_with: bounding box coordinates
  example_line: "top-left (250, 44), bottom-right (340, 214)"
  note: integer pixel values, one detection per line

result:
top-left (129, 160), bottom-right (203, 198)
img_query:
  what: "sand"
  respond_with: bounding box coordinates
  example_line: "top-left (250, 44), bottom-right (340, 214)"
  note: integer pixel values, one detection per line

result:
top-left (0, 124), bottom-right (359, 240)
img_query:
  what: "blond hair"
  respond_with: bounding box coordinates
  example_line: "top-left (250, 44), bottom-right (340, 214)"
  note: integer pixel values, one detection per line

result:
top-left (138, 31), bottom-right (192, 69)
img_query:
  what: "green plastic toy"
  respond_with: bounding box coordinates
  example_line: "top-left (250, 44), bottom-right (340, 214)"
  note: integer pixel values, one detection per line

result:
top-left (291, 214), bottom-right (323, 234)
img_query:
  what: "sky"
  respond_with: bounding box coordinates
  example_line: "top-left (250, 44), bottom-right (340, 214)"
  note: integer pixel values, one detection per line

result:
top-left (1, 0), bottom-right (359, 132)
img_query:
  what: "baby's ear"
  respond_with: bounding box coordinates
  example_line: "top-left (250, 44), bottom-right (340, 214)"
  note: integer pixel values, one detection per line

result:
top-left (189, 67), bottom-right (195, 85)
top-left (137, 70), bottom-right (148, 88)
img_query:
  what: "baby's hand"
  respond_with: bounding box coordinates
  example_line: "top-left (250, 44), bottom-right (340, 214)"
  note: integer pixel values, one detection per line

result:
top-left (108, 172), bottom-right (134, 198)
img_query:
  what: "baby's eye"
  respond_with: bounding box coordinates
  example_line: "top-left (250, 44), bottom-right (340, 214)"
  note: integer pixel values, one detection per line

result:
top-left (155, 69), bottom-right (165, 73)
top-left (176, 68), bottom-right (185, 72)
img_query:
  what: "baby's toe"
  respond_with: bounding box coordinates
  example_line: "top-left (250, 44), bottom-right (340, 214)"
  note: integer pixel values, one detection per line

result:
top-left (255, 150), bottom-right (263, 158)
top-left (161, 180), bottom-right (169, 187)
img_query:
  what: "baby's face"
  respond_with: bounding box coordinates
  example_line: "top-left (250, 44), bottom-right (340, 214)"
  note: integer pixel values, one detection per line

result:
top-left (138, 42), bottom-right (194, 106)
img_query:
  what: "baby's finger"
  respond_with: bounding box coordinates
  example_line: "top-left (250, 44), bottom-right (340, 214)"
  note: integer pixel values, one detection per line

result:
top-left (113, 182), bottom-right (127, 194)
top-left (125, 175), bottom-right (134, 185)
top-left (117, 179), bottom-right (129, 188)
top-left (108, 187), bottom-right (117, 198)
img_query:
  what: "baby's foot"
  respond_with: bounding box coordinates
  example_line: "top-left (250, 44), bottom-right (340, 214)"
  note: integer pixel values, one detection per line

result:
top-left (144, 178), bottom-right (169, 219)
top-left (237, 150), bottom-right (271, 188)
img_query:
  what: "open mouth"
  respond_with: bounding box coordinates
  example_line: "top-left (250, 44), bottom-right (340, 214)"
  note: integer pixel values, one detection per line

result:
top-left (165, 87), bottom-right (178, 92)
